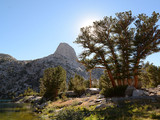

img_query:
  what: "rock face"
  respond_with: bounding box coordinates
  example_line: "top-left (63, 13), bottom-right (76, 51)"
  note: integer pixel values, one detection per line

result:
top-left (53, 43), bottom-right (77, 61)
top-left (0, 43), bottom-right (103, 99)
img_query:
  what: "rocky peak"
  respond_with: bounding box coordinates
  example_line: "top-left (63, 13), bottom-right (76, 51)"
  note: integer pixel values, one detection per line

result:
top-left (53, 43), bottom-right (77, 61)
top-left (0, 53), bottom-right (17, 62)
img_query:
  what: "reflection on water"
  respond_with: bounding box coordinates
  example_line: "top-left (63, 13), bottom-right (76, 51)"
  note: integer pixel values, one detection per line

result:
top-left (0, 100), bottom-right (41, 120)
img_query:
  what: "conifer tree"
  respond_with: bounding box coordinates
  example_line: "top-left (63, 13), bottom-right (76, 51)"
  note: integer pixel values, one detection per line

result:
top-left (74, 11), bottom-right (160, 88)
top-left (140, 62), bottom-right (160, 88)
top-left (40, 66), bottom-right (66, 100)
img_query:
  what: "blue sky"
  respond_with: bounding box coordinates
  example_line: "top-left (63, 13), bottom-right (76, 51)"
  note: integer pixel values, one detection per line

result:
top-left (0, 0), bottom-right (160, 66)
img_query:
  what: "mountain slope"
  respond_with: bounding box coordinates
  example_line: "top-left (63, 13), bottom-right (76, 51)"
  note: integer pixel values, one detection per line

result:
top-left (0, 43), bottom-right (103, 98)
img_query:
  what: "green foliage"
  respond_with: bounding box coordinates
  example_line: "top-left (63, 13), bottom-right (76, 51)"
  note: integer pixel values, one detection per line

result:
top-left (74, 11), bottom-right (160, 87)
top-left (23, 87), bottom-right (38, 96)
top-left (99, 71), bottom-right (112, 90)
top-left (41, 100), bottom-right (160, 120)
top-left (39, 66), bottom-right (66, 100)
top-left (56, 107), bottom-right (89, 120)
top-left (101, 85), bottom-right (128, 98)
top-left (84, 80), bottom-right (90, 88)
top-left (84, 79), bottom-right (99, 88)
top-left (140, 62), bottom-right (160, 88)
top-left (68, 74), bottom-right (86, 96)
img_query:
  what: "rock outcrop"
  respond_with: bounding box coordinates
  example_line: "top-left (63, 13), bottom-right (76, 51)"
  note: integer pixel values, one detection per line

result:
top-left (0, 43), bottom-right (103, 99)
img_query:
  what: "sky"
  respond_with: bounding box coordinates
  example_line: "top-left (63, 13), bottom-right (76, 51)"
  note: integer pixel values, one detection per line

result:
top-left (0, 0), bottom-right (160, 66)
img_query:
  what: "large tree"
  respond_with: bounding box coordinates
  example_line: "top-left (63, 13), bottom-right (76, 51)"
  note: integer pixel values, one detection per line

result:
top-left (74, 11), bottom-right (160, 88)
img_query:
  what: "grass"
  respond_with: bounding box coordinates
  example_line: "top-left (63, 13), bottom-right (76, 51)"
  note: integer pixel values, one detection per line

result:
top-left (38, 96), bottom-right (160, 120)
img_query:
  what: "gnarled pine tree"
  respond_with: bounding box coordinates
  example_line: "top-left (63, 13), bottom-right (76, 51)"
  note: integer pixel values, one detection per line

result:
top-left (74, 11), bottom-right (160, 88)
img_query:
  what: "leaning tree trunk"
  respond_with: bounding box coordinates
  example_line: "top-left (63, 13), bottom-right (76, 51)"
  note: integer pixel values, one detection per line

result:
top-left (133, 59), bottom-right (140, 88)
top-left (117, 73), bottom-right (122, 86)
top-left (107, 70), bottom-right (116, 87)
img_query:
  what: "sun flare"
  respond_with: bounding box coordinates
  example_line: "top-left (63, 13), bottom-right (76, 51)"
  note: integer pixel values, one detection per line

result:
top-left (80, 17), bottom-right (99, 28)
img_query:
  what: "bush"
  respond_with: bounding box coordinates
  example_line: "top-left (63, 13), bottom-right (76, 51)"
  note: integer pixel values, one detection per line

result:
top-left (23, 87), bottom-right (38, 96)
top-left (56, 107), bottom-right (89, 120)
top-left (40, 66), bottom-right (66, 100)
top-left (84, 79), bottom-right (98, 88)
top-left (99, 71), bottom-right (127, 98)
top-left (68, 74), bottom-right (86, 96)
top-left (101, 85), bottom-right (128, 98)
top-left (99, 71), bottom-right (112, 90)
top-left (84, 80), bottom-right (90, 88)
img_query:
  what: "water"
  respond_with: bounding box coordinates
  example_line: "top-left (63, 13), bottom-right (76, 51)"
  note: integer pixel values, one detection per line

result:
top-left (0, 100), bottom-right (41, 120)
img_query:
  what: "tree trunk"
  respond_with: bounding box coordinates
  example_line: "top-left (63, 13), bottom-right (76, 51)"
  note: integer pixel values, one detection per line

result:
top-left (134, 59), bottom-right (140, 88)
top-left (134, 75), bottom-right (138, 88)
top-left (127, 78), bottom-right (131, 85)
top-left (54, 89), bottom-right (58, 98)
top-left (89, 71), bottom-right (92, 88)
top-left (107, 70), bottom-right (116, 87)
top-left (100, 55), bottom-right (116, 87)
top-left (117, 73), bottom-right (122, 86)
top-left (117, 79), bottom-right (122, 86)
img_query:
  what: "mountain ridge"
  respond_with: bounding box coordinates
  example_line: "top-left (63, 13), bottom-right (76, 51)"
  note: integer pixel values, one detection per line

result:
top-left (0, 43), bottom-right (103, 99)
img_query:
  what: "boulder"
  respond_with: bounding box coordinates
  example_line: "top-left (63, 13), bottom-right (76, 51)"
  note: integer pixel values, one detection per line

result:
top-left (85, 88), bottom-right (100, 95)
top-left (65, 91), bottom-right (77, 97)
top-left (132, 89), bottom-right (148, 97)
top-left (125, 86), bottom-right (136, 97)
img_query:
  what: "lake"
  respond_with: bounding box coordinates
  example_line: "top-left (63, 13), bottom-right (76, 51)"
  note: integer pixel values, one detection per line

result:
top-left (0, 100), bottom-right (41, 120)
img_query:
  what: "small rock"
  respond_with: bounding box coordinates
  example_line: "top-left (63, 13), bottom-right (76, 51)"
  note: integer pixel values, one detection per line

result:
top-left (149, 93), bottom-right (155, 96)
top-left (38, 102), bottom-right (48, 109)
top-left (77, 101), bottom-right (83, 105)
top-left (95, 104), bottom-right (107, 109)
top-left (89, 100), bottom-right (94, 102)
top-left (157, 91), bottom-right (160, 96)
top-left (95, 99), bottom-right (102, 103)
top-left (97, 94), bottom-right (104, 99)
top-left (84, 98), bottom-right (89, 101)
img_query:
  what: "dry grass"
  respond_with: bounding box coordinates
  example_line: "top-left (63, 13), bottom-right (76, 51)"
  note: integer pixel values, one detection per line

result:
top-left (47, 95), bottom-right (98, 108)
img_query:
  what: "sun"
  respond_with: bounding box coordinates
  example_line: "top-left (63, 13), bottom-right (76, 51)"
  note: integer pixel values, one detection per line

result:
top-left (79, 17), bottom-right (99, 28)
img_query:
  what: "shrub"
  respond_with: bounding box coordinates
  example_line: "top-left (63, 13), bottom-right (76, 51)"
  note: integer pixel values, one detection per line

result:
top-left (40, 66), bottom-right (66, 100)
top-left (56, 107), bottom-right (89, 120)
top-left (84, 80), bottom-right (90, 88)
top-left (101, 85), bottom-right (128, 98)
top-left (23, 87), bottom-right (38, 96)
top-left (68, 74), bottom-right (86, 96)
top-left (99, 71), bottom-right (112, 90)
